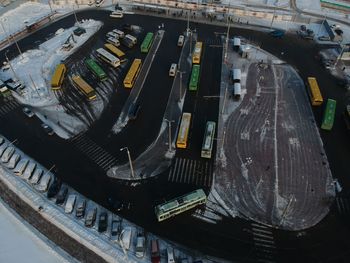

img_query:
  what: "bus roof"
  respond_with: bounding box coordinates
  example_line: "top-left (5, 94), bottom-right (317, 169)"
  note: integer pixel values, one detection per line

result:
top-left (104, 43), bottom-right (125, 58)
top-left (51, 64), bottom-right (66, 87)
top-left (307, 77), bottom-right (323, 102)
top-left (124, 59), bottom-right (142, 83)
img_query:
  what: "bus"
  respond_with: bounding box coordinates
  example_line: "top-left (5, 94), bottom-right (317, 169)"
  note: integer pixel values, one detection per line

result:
top-left (189, 65), bottom-right (200, 91)
top-left (141, 32), bottom-right (154, 53)
top-left (321, 99), bottom-right (336, 130)
top-left (51, 64), bottom-right (66, 90)
top-left (176, 112), bottom-right (191, 149)
top-left (104, 43), bottom-right (126, 60)
top-left (155, 189), bottom-right (207, 222)
top-left (85, 59), bottom-right (107, 81)
top-left (307, 77), bottom-right (323, 106)
top-left (72, 75), bottom-right (97, 101)
top-left (201, 121), bottom-right (216, 159)
top-left (123, 59), bottom-right (142, 88)
top-left (96, 48), bottom-right (120, 68)
top-left (192, 41), bottom-right (203, 64)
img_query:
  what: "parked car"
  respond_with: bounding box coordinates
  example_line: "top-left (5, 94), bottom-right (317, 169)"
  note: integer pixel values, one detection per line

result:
top-left (0, 143), bottom-right (8, 157)
top-left (22, 162), bottom-right (36, 180)
top-left (98, 212), bottom-right (108, 232)
top-left (1, 146), bottom-right (14, 163)
top-left (7, 153), bottom-right (20, 169)
top-left (30, 168), bottom-right (43, 185)
top-left (47, 177), bottom-right (62, 198)
top-left (36, 173), bottom-right (52, 192)
top-left (120, 226), bottom-right (132, 250)
top-left (85, 207), bottom-right (97, 227)
top-left (13, 159), bottom-right (29, 176)
top-left (151, 239), bottom-right (161, 263)
top-left (76, 199), bottom-right (86, 218)
top-left (55, 187), bottom-right (68, 205)
top-left (65, 194), bottom-right (76, 213)
top-left (111, 219), bottom-right (122, 237)
top-left (22, 107), bottom-right (34, 118)
top-left (135, 235), bottom-right (146, 258)
top-left (41, 123), bottom-right (54, 136)
top-left (167, 247), bottom-right (175, 263)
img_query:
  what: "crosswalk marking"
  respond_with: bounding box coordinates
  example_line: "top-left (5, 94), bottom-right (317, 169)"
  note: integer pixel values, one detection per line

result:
top-left (0, 99), bottom-right (20, 118)
top-left (71, 133), bottom-right (117, 172)
top-left (167, 158), bottom-right (213, 187)
top-left (251, 223), bottom-right (276, 263)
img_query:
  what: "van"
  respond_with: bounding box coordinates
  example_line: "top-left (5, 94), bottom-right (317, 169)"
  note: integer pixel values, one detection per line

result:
top-left (177, 35), bottom-right (184, 47)
top-left (125, 34), bottom-right (137, 44)
top-left (169, 63), bottom-right (177, 77)
top-left (36, 173), bottom-right (52, 192)
top-left (113, 29), bottom-right (125, 38)
top-left (22, 162), bottom-right (36, 180)
top-left (14, 159), bottom-right (29, 176)
top-left (167, 248), bottom-right (175, 263)
top-left (1, 146), bottom-right (14, 163)
top-left (106, 37), bottom-right (120, 47)
top-left (151, 239), bottom-right (161, 263)
top-left (7, 153), bottom-right (20, 169)
top-left (106, 31), bottom-right (118, 39)
top-left (30, 168), bottom-right (43, 185)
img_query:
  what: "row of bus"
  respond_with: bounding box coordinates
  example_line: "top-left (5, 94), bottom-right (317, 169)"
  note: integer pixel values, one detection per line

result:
top-left (188, 41), bottom-right (203, 91)
top-left (306, 77), bottom-right (336, 131)
top-left (176, 112), bottom-right (216, 159)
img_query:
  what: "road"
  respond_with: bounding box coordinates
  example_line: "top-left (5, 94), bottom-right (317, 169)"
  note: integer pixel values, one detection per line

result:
top-left (0, 9), bottom-right (350, 262)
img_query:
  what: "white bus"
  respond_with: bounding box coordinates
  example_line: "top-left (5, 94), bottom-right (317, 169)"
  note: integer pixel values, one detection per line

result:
top-left (125, 34), bottom-right (137, 44)
top-left (96, 48), bottom-right (120, 68)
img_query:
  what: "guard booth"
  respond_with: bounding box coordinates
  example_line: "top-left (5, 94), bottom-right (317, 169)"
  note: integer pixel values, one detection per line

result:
top-left (233, 37), bottom-right (241, 51)
top-left (233, 83), bottom-right (241, 100)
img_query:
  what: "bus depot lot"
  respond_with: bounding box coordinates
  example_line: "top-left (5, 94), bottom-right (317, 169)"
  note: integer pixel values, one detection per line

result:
top-left (0, 9), bottom-right (350, 263)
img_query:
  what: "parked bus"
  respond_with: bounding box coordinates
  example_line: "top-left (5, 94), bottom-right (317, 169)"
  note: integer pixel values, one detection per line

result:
top-left (85, 59), bottom-right (107, 81)
top-left (96, 48), bottom-right (120, 68)
top-left (123, 59), bottom-right (142, 88)
top-left (321, 99), bottom-right (336, 130)
top-left (192, 41), bottom-right (203, 64)
top-left (141, 32), bottom-right (154, 53)
top-left (307, 77), bottom-right (323, 106)
top-left (201, 121), bottom-right (216, 159)
top-left (154, 189), bottom-right (207, 222)
top-left (51, 64), bottom-right (66, 90)
top-left (104, 43), bottom-right (126, 60)
top-left (72, 75), bottom-right (97, 100)
top-left (176, 112), bottom-right (191, 149)
top-left (189, 65), bottom-right (200, 91)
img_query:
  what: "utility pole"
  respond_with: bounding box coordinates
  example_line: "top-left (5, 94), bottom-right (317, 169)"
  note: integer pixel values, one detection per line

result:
top-left (73, 4), bottom-right (79, 24)
top-left (0, 19), bottom-right (11, 46)
top-left (177, 70), bottom-right (185, 101)
top-left (270, 7), bottom-right (276, 29)
top-left (224, 16), bottom-right (231, 63)
top-left (120, 147), bottom-right (135, 179)
top-left (29, 74), bottom-right (41, 98)
top-left (316, 14), bottom-right (327, 37)
top-left (221, 85), bottom-right (228, 114)
top-left (164, 119), bottom-right (174, 152)
top-left (5, 50), bottom-right (18, 80)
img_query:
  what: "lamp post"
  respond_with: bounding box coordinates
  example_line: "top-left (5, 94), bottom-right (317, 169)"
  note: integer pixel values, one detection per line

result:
top-left (177, 70), bottom-right (185, 101)
top-left (164, 119), bottom-right (174, 152)
top-left (120, 147), bottom-right (135, 179)
top-left (5, 50), bottom-right (18, 80)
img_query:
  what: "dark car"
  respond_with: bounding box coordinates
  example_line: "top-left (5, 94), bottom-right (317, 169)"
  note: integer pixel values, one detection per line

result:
top-left (47, 177), bottom-right (62, 198)
top-left (55, 187), bottom-right (68, 205)
top-left (111, 219), bottom-right (122, 237)
top-left (76, 199), bottom-right (86, 218)
top-left (98, 212), bottom-right (108, 232)
top-left (41, 123), bottom-right (54, 136)
top-left (85, 207), bottom-right (97, 227)
top-left (128, 103), bottom-right (141, 120)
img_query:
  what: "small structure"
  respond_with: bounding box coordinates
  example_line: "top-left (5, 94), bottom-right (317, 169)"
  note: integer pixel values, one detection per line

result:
top-left (324, 20), bottom-right (343, 42)
top-left (233, 37), bottom-right (241, 51)
top-left (233, 82), bottom-right (241, 100)
top-left (239, 44), bottom-right (252, 58)
top-left (232, 68), bottom-right (241, 83)
top-left (73, 27), bottom-right (86, 36)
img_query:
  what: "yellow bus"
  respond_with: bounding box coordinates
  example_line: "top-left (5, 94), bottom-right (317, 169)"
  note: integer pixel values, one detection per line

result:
top-left (192, 42), bottom-right (203, 64)
top-left (72, 75), bottom-right (96, 100)
top-left (123, 59), bottom-right (142, 89)
top-left (51, 64), bottom-right (66, 90)
top-left (307, 77), bottom-right (323, 106)
top-left (104, 43), bottom-right (126, 60)
top-left (176, 112), bottom-right (191, 149)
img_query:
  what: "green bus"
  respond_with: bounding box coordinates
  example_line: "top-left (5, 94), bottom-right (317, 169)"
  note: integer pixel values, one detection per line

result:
top-left (321, 99), bottom-right (337, 130)
top-left (85, 59), bottom-right (107, 81)
top-left (189, 65), bottom-right (200, 91)
top-left (140, 32), bottom-right (154, 53)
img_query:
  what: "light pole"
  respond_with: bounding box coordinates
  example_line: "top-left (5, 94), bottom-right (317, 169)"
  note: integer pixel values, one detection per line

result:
top-left (270, 7), bottom-right (276, 29)
top-left (177, 70), bottom-right (185, 101)
top-left (164, 119), bottom-right (174, 152)
top-left (0, 18), bottom-right (11, 46)
top-left (221, 85), bottom-right (228, 115)
top-left (120, 147), bottom-right (135, 179)
top-left (5, 50), bottom-right (18, 80)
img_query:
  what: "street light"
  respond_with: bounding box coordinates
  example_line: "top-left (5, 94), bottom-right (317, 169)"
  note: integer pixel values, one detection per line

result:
top-left (177, 70), bottom-right (185, 101)
top-left (164, 119), bottom-right (174, 152)
top-left (120, 147), bottom-right (135, 179)
top-left (5, 50), bottom-right (18, 80)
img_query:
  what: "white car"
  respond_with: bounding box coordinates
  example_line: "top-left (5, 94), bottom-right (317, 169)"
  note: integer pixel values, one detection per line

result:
top-left (1, 146), bottom-right (14, 163)
top-left (110, 11), bottom-right (123, 18)
top-left (169, 63), bottom-right (177, 77)
top-left (135, 235), bottom-right (146, 258)
top-left (7, 153), bottom-right (20, 169)
top-left (30, 168), bottom-right (43, 185)
top-left (36, 173), bottom-right (52, 192)
top-left (177, 35), bottom-right (184, 47)
top-left (23, 107), bottom-right (34, 118)
top-left (65, 194), bottom-right (77, 213)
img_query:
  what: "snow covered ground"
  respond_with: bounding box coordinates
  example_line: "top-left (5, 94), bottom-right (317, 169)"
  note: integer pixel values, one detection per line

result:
top-left (0, 199), bottom-right (73, 263)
